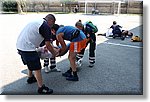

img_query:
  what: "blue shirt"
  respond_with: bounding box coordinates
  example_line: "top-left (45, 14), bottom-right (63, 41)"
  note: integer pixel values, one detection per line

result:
top-left (56, 26), bottom-right (86, 42)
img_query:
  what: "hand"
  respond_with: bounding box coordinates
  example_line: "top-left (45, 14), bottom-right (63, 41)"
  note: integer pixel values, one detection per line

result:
top-left (53, 48), bottom-right (60, 57)
top-left (43, 46), bottom-right (48, 52)
top-left (55, 49), bottom-right (60, 57)
top-left (87, 33), bottom-right (90, 37)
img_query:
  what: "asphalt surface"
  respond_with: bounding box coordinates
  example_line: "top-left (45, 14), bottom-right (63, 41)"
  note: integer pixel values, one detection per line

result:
top-left (0, 13), bottom-right (143, 95)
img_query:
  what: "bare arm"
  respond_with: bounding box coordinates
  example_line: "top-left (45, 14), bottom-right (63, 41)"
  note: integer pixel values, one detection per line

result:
top-left (56, 39), bottom-right (59, 47)
top-left (56, 33), bottom-right (67, 55)
top-left (45, 41), bottom-right (59, 57)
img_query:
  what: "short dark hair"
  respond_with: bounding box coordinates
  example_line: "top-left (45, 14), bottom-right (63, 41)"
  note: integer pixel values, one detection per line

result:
top-left (51, 24), bottom-right (60, 31)
top-left (78, 20), bottom-right (82, 22)
top-left (113, 21), bottom-right (117, 25)
top-left (45, 14), bottom-right (56, 21)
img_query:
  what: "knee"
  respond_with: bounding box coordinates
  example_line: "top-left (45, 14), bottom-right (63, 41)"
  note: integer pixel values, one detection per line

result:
top-left (68, 55), bottom-right (76, 61)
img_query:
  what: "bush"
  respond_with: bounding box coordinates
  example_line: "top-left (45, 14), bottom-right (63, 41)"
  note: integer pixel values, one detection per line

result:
top-left (2, 1), bottom-right (18, 12)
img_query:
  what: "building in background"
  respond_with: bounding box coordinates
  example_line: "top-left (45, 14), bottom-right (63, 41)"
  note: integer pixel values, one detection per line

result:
top-left (0, 0), bottom-right (143, 14)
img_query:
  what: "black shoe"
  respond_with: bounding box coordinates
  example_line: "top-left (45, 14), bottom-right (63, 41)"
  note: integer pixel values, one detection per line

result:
top-left (50, 67), bottom-right (61, 72)
top-left (121, 36), bottom-right (125, 40)
top-left (89, 63), bottom-right (94, 68)
top-left (62, 69), bottom-right (72, 77)
top-left (50, 65), bottom-right (56, 69)
top-left (66, 75), bottom-right (79, 81)
top-left (38, 84), bottom-right (53, 94)
top-left (27, 75), bottom-right (37, 84)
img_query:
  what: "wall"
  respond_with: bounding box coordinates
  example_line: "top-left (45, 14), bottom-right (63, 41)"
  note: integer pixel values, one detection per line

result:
top-left (1, 0), bottom-right (143, 14)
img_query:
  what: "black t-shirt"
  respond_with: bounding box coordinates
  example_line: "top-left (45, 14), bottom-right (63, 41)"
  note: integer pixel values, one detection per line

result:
top-left (39, 20), bottom-right (54, 47)
top-left (39, 21), bottom-right (52, 42)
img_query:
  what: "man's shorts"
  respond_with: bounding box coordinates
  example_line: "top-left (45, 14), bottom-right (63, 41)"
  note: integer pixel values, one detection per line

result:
top-left (18, 50), bottom-right (42, 71)
top-left (69, 39), bottom-right (87, 52)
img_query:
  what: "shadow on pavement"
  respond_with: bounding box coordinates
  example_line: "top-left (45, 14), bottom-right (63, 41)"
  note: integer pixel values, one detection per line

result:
top-left (1, 25), bottom-right (144, 99)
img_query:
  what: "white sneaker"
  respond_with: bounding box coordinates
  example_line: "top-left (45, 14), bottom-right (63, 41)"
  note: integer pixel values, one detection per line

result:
top-left (76, 59), bottom-right (83, 68)
top-left (44, 66), bottom-right (50, 73)
top-left (50, 67), bottom-right (61, 72)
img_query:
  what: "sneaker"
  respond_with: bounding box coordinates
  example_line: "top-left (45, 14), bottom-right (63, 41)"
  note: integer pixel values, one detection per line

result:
top-left (89, 63), bottom-right (94, 68)
top-left (50, 67), bottom-right (61, 72)
top-left (38, 84), bottom-right (53, 94)
top-left (44, 66), bottom-right (50, 73)
top-left (27, 75), bottom-right (37, 84)
top-left (66, 75), bottom-right (79, 81)
top-left (76, 58), bottom-right (83, 68)
top-left (62, 69), bottom-right (72, 77)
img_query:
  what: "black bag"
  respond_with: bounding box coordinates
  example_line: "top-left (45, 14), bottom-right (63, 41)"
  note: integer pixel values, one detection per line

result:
top-left (71, 29), bottom-right (80, 41)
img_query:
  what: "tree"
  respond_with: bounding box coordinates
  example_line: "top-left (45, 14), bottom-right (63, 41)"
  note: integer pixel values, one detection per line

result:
top-left (16, 0), bottom-right (27, 14)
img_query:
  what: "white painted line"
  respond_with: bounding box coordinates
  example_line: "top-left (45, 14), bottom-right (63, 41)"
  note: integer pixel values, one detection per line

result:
top-left (103, 42), bottom-right (143, 49)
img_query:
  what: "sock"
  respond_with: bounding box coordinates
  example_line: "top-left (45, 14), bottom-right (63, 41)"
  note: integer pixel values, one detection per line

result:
top-left (69, 67), bottom-right (72, 71)
top-left (73, 71), bottom-right (78, 77)
top-left (50, 58), bottom-right (56, 69)
top-left (44, 58), bottom-right (49, 67)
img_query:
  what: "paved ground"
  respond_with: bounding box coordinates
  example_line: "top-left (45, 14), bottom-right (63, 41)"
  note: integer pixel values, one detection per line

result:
top-left (0, 13), bottom-right (143, 95)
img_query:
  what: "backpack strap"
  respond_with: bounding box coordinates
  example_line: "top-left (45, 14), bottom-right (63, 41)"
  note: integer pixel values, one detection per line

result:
top-left (86, 21), bottom-right (98, 33)
top-left (70, 29), bottom-right (80, 41)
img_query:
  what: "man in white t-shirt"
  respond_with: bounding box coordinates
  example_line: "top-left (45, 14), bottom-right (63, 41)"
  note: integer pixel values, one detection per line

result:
top-left (16, 14), bottom-right (59, 94)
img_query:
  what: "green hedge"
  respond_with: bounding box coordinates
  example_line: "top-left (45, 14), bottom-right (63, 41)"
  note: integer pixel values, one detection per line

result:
top-left (2, 1), bottom-right (18, 12)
